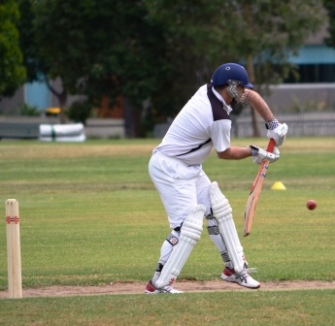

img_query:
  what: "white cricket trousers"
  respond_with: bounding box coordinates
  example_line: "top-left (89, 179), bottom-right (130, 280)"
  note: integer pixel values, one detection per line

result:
top-left (149, 150), bottom-right (212, 229)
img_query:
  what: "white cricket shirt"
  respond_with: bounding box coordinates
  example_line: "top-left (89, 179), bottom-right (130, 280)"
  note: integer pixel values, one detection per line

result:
top-left (156, 84), bottom-right (232, 165)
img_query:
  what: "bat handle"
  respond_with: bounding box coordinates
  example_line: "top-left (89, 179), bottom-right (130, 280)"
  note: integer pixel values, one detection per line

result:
top-left (267, 138), bottom-right (276, 153)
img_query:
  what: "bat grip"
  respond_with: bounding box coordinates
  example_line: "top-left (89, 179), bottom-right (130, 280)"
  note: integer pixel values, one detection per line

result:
top-left (266, 138), bottom-right (276, 153)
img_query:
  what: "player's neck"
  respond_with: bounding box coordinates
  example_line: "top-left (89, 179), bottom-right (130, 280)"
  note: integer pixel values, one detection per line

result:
top-left (216, 87), bottom-right (232, 105)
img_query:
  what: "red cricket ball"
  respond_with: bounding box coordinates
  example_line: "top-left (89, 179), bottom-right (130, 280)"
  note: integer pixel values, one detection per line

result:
top-left (306, 200), bottom-right (317, 210)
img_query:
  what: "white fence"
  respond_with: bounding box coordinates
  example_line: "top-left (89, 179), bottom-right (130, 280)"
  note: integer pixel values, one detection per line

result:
top-left (232, 112), bottom-right (335, 138)
top-left (155, 112), bottom-right (335, 138)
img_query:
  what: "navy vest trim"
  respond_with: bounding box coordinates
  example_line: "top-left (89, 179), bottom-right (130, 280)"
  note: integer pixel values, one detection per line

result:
top-left (207, 83), bottom-right (231, 121)
top-left (175, 138), bottom-right (212, 157)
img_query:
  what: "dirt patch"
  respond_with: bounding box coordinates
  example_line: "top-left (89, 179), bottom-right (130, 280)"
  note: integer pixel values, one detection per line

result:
top-left (1, 280), bottom-right (335, 298)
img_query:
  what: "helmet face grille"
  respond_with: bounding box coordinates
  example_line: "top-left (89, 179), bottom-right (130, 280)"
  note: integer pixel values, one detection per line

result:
top-left (227, 81), bottom-right (239, 98)
top-left (211, 63), bottom-right (250, 87)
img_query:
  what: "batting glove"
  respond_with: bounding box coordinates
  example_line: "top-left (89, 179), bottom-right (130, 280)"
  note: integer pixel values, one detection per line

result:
top-left (250, 145), bottom-right (280, 164)
top-left (265, 119), bottom-right (288, 146)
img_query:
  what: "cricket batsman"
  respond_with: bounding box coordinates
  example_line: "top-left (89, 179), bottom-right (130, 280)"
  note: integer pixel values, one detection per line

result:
top-left (145, 63), bottom-right (288, 293)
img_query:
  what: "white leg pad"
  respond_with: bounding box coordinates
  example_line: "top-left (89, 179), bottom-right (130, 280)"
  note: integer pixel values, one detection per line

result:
top-left (154, 205), bottom-right (205, 288)
top-left (210, 182), bottom-right (244, 273)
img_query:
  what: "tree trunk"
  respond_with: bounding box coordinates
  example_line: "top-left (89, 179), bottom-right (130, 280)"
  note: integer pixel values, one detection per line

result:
top-left (246, 56), bottom-right (261, 137)
top-left (44, 77), bottom-right (68, 124)
top-left (57, 90), bottom-right (68, 124)
top-left (133, 106), bottom-right (143, 138)
top-left (123, 98), bottom-right (144, 138)
top-left (124, 98), bottom-right (134, 138)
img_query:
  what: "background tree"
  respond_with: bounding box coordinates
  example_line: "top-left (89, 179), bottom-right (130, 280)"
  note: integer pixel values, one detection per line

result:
top-left (145, 0), bottom-right (325, 136)
top-left (0, 0), bottom-right (26, 99)
top-left (19, 0), bottom-right (169, 134)
top-left (144, 0), bottom-right (239, 122)
top-left (223, 0), bottom-right (326, 136)
top-left (18, 0), bottom-right (326, 137)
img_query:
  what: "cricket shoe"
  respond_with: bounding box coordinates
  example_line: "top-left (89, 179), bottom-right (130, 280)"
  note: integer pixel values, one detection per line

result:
top-left (144, 280), bottom-right (183, 294)
top-left (221, 267), bottom-right (260, 289)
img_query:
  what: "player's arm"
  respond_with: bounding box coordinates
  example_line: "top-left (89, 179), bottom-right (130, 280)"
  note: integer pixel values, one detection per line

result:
top-left (243, 90), bottom-right (288, 146)
top-left (216, 146), bottom-right (251, 160)
top-left (243, 89), bottom-right (274, 121)
top-left (217, 146), bottom-right (279, 164)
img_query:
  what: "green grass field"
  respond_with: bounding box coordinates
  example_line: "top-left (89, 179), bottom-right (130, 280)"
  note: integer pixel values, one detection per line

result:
top-left (0, 137), bottom-right (334, 325)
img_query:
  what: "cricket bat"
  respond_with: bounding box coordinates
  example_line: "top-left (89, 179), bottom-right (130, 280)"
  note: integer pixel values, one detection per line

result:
top-left (243, 138), bottom-right (276, 237)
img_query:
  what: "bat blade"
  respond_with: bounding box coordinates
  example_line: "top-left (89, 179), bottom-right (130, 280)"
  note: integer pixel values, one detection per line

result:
top-left (243, 139), bottom-right (276, 237)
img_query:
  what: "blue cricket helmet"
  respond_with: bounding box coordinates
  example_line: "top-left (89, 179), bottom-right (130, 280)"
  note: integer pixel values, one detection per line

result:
top-left (211, 63), bottom-right (254, 89)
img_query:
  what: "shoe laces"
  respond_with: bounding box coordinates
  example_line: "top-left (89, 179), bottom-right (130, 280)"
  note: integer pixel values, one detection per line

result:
top-left (236, 269), bottom-right (249, 282)
top-left (237, 268), bottom-right (259, 283)
top-left (161, 285), bottom-right (175, 293)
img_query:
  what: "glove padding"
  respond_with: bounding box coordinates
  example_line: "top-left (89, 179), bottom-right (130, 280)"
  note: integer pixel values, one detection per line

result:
top-left (266, 121), bottom-right (288, 146)
top-left (250, 145), bottom-right (280, 165)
